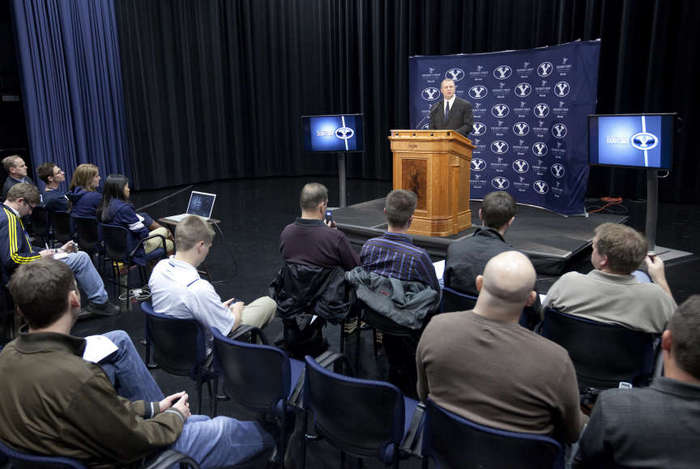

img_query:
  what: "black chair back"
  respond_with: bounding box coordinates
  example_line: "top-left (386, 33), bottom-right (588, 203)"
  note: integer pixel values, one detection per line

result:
top-left (304, 355), bottom-right (405, 462)
top-left (0, 437), bottom-right (85, 468)
top-left (73, 216), bottom-right (100, 253)
top-left (540, 307), bottom-right (657, 389)
top-left (143, 306), bottom-right (206, 377)
top-left (50, 211), bottom-right (73, 244)
top-left (362, 306), bottom-right (416, 338)
top-left (212, 328), bottom-right (290, 412)
top-left (30, 205), bottom-right (51, 246)
top-left (421, 399), bottom-right (563, 469)
top-left (441, 286), bottom-right (477, 313)
top-left (100, 223), bottom-right (129, 260)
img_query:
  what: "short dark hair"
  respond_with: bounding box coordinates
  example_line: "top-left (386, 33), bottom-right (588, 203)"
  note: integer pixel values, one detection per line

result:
top-left (385, 190), bottom-right (417, 228)
top-left (594, 223), bottom-right (647, 274)
top-left (6, 183), bottom-right (41, 205)
top-left (300, 183), bottom-right (328, 211)
top-left (669, 295), bottom-right (700, 379)
top-left (176, 215), bottom-right (215, 251)
top-left (481, 191), bottom-right (516, 229)
top-left (37, 162), bottom-right (57, 184)
top-left (8, 258), bottom-right (77, 329)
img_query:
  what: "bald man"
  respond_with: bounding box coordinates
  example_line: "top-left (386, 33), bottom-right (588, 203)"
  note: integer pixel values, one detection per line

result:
top-left (416, 251), bottom-right (586, 443)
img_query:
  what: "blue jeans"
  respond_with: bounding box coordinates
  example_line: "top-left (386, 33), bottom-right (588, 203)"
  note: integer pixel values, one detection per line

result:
top-left (60, 251), bottom-right (108, 304)
top-left (100, 330), bottom-right (164, 402)
top-left (172, 415), bottom-right (274, 468)
top-left (99, 331), bottom-right (273, 467)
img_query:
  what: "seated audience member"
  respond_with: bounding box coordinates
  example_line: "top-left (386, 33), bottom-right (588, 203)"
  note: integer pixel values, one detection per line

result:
top-left (98, 174), bottom-right (174, 264)
top-left (444, 191), bottom-right (516, 296)
top-left (150, 215), bottom-right (276, 355)
top-left (274, 182), bottom-right (359, 349)
top-left (417, 251), bottom-right (586, 443)
top-left (0, 259), bottom-right (273, 467)
top-left (66, 163), bottom-right (102, 217)
top-left (354, 189), bottom-right (439, 396)
top-left (36, 162), bottom-right (69, 212)
top-left (0, 184), bottom-right (117, 316)
top-left (360, 189), bottom-right (439, 292)
top-left (543, 222), bottom-right (676, 333)
top-left (574, 295), bottom-right (700, 467)
top-left (1, 155), bottom-right (33, 201)
top-left (280, 182), bottom-right (359, 270)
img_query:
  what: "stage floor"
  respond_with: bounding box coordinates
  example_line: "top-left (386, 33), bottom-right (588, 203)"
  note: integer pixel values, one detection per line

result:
top-left (334, 198), bottom-right (628, 276)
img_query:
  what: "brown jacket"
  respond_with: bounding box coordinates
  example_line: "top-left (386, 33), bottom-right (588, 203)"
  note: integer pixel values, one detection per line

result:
top-left (0, 332), bottom-right (184, 468)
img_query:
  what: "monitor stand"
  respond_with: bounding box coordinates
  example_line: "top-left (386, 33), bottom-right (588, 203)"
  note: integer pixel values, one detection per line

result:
top-left (645, 169), bottom-right (692, 262)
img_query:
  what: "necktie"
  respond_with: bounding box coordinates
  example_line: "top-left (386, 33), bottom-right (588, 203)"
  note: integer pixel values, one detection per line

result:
top-left (444, 102), bottom-right (450, 121)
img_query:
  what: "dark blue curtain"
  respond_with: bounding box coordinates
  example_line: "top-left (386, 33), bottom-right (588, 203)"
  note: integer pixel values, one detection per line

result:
top-left (11, 0), bottom-right (129, 190)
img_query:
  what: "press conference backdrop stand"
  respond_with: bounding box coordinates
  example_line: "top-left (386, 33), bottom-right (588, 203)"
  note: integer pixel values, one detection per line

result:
top-left (337, 152), bottom-right (347, 208)
top-left (645, 169), bottom-right (691, 262)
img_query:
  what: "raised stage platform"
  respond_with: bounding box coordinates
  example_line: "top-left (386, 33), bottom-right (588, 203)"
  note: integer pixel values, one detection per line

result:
top-left (334, 198), bottom-right (628, 276)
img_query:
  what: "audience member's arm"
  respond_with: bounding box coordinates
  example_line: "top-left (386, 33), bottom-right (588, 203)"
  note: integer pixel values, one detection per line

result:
top-left (62, 373), bottom-right (184, 464)
top-left (572, 396), bottom-right (611, 468)
top-left (337, 234), bottom-right (360, 270)
top-left (644, 255), bottom-right (673, 300)
top-left (415, 336), bottom-right (429, 401)
top-left (419, 252), bottom-right (441, 293)
top-left (189, 282), bottom-right (238, 335)
top-left (556, 357), bottom-right (588, 443)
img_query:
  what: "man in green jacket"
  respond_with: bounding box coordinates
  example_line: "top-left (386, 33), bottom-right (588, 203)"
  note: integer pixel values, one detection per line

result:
top-left (0, 258), bottom-right (272, 468)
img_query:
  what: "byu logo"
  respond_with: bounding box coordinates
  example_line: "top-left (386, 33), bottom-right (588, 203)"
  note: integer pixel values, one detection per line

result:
top-left (335, 126), bottom-right (354, 140)
top-left (476, 65), bottom-right (483, 72)
top-left (428, 67), bottom-right (436, 73)
top-left (468, 85), bottom-right (488, 99)
top-left (533, 180), bottom-right (550, 194)
top-left (532, 142), bottom-right (548, 157)
top-left (491, 103), bottom-right (510, 118)
top-left (630, 132), bottom-right (659, 151)
top-left (445, 68), bottom-right (465, 81)
top-left (493, 65), bottom-right (512, 80)
top-left (533, 103), bottom-right (550, 118)
top-left (562, 57), bottom-right (568, 64)
top-left (559, 101), bottom-right (565, 108)
top-left (524, 61), bottom-right (530, 67)
top-left (421, 123), bottom-right (430, 129)
top-left (497, 121), bottom-right (504, 127)
top-left (513, 122), bottom-right (530, 137)
top-left (551, 163), bottom-right (565, 178)
top-left (554, 81), bottom-right (570, 97)
top-left (471, 122), bottom-right (487, 136)
top-left (421, 87), bottom-right (440, 101)
top-left (537, 61), bottom-right (553, 77)
top-left (514, 82), bottom-right (532, 97)
top-left (471, 158), bottom-right (487, 171)
top-left (512, 159), bottom-right (530, 174)
top-left (552, 123), bottom-right (568, 139)
top-left (491, 140), bottom-right (509, 154)
top-left (491, 177), bottom-right (510, 190)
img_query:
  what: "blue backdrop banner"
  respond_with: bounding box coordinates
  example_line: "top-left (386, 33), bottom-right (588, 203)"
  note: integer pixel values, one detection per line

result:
top-left (409, 40), bottom-right (600, 216)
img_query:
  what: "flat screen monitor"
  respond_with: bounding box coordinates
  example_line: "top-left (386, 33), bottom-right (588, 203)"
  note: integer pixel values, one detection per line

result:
top-left (302, 114), bottom-right (364, 152)
top-left (588, 113), bottom-right (676, 170)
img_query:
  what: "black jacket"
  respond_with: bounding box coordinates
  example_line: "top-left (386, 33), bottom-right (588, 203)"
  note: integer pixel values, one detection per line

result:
top-left (429, 96), bottom-right (474, 137)
top-left (269, 262), bottom-right (354, 323)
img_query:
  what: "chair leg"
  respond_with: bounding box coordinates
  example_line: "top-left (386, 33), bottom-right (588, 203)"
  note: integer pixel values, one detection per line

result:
top-left (300, 411), bottom-right (308, 469)
top-left (211, 377), bottom-right (219, 417)
top-left (279, 409), bottom-right (287, 469)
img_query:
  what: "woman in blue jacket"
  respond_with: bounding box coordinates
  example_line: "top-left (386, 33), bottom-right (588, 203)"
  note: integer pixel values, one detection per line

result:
top-left (67, 163), bottom-right (102, 218)
top-left (98, 174), bottom-right (173, 265)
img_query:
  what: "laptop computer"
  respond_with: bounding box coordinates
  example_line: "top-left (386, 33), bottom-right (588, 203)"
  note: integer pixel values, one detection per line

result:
top-left (166, 191), bottom-right (217, 222)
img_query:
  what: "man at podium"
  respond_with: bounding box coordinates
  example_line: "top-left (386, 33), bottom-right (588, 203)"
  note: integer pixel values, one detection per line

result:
top-left (428, 78), bottom-right (473, 137)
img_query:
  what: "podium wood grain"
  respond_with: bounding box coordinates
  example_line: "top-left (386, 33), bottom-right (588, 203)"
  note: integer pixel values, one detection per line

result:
top-left (388, 130), bottom-right (475, 237)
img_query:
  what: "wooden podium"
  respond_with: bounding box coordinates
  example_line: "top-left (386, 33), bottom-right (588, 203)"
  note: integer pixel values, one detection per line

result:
top-left (388, 129), bottom-right (475, 237)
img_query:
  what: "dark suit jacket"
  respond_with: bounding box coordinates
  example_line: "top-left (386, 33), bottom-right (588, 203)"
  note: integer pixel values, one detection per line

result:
top-left (429, 97), bottom-right (473, 137)
top-left (574, 377), bottom-right (700, 468)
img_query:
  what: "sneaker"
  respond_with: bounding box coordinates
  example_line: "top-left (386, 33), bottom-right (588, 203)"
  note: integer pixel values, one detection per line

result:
top-left (85, 301), bottom-right (120, 317)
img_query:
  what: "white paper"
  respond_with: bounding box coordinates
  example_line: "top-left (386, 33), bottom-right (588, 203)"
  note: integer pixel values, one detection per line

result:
top-left (82, 335), bottom-right (118, 363)
top-left (433, 260), bottom-right (445, 280)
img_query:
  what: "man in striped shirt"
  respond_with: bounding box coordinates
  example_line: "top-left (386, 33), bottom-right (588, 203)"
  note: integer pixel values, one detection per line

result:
top-left (360, 189), bottom-right (439, 291)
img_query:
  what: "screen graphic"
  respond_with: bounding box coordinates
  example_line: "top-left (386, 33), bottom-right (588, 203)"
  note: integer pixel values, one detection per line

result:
top-left (302, 114), bottom-right (364, 152)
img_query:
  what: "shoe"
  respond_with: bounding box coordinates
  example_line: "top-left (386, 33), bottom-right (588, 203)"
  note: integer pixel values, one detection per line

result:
top-left (76, 309), bottom-right (94, 320)
top-left (85, 301), bottom-right (120, 317)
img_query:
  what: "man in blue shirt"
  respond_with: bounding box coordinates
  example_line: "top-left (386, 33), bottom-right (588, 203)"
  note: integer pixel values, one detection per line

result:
top-left (360, 189), bottom-right (439, 291)
top-left (360, 189), bottom-right (439, 396)
top-left (36, 162), bottom-right (69, 212)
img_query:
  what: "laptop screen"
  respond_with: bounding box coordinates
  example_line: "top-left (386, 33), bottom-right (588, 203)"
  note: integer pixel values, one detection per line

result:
top-left (186, 191), bottom-right (216, 218)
